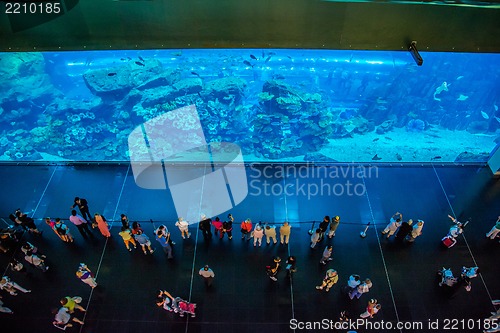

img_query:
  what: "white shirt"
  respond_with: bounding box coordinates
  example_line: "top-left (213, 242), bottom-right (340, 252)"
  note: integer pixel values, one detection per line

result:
top-left (199, 268), bottom-right (215, 278)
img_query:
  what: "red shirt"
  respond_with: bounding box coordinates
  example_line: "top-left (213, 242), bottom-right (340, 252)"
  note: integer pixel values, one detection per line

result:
top-left (241, 221), bottom-right (252, 232)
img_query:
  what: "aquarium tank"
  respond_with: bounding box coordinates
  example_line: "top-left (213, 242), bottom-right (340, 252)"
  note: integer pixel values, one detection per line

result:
top-left (0, 49), bottom-right (499, 164)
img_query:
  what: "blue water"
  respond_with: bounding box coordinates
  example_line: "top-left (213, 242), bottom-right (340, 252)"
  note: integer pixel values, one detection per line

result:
top-left (0, 49), bottom-right (498, 162)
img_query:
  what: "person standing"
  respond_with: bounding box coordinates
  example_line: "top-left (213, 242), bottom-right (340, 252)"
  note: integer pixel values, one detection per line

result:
top-left (264, 224), bottom-right (277, 245)
top-left (328, 215), bottom-right (340, 238)
top-left (45, 217), bottom-right (62, 240)
top-left (199, 215), bottom-right (212, 241)
top-left (318, 216), bottom-right (330, 241)
top-left (267, 256), bottom-right (281, 281)
top-left (253, 224), bottom-right (264, 247)
top-left (316, 269), bottom-right (339, 292)
top-left (69, 210), bottom-right (93, 239)
top-left (381, 212), bottom-right (402, 239)
top-left (155, 228), bottom-right (173, 259)
top-left (120, 214), bottom-right (130, 229)
top-left (55, 218), bottom-right (74, 243)
top-left (486, 216), bottom-right (500, 240)
top-left (134, 229), bottom-right (154, 255)
top-left (118, 226), bottom-right (137, 251)
top-left (199, 265), bottom-right (215, 288)
top-left (76, 263), bottom-right (97, 288)
top-left (70, 197), bottom-right (92, 222)
top-left (349, 278), bottom-right (372, 300)
top-left (212, 217), bottom-right (223, 238)
top-left (319, 245), bottom-right (333, 265)
top-left (221, 214), bottom-right (234, 240)
top-left (310, 228), bottom-right (321, 249)
top-left (280, 221), bottom-right (291, 244)
top-left (94, 213), bottom-right (110, 238)
top-left (408, 220), bottom-right (424, 242)
top-left (175, 217), bottom-right (191, 239)
top-left (0, 295), bottom-right (13, 314)
top-left (360, 299), bottom-right (381, 318)
top-left (240, 218), bottom-right (253, 241)
top-left (285, 256), bottom-right (297, 277)
top-left (395, 219), bottom-right (413, 242)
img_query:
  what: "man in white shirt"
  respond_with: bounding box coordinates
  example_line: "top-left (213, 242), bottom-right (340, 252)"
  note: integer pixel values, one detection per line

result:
top-left (199, 265), bottom-right (215, 288)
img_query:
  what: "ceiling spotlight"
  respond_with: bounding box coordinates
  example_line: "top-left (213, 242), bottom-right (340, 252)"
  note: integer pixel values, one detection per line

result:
top-left (409, 41), bottom-right (423, 66)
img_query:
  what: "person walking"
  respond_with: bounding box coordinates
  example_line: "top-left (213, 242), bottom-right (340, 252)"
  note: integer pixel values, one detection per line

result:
top-left (212, 217), bottom-right (223, 238)
top-left (94, 213), bottom-right (110, 238)
top-left (0, 276), bottom-right (31, 295)
top-left (69, 210), bottom-right (93, 239)
top-left (199, 214), bottom-right (212, 241)
top-left (52, 306), bottom-right (84, 329)
top-left (199, 265), bottom-right (215, 288)
top-left (76, 263), bottom-right (97, 288)
top-left (264, 224), bottom-right (277, 245)
top-left (175, 217), bottom-right (191, 239)
top-left (285, 256), bottom-right (297, 277)
top-left (319, 245), bottom-right (333, 265)
top-left (395, 219), bottom-right (413, 242)
top-left (328, 215), bottom-right (340, 238)
top-left (316, 269), bottom-right (339, 292)
top-left (24, 249), bottom-right (49, 272)
top-left (486, 216), bottom-right (500, 240)
top-left (70, 197), bottom-right (92, 222)
top-left (60, 296), bottom-right (86, 314)
top-left (120, 214), bottom-right (130, 229)
top-left (280, 221), bottom-right (291, 244)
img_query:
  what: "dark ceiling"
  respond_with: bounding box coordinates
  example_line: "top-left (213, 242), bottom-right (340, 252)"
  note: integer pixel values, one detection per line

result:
top-left (0, 0), bottom-right (499, 53)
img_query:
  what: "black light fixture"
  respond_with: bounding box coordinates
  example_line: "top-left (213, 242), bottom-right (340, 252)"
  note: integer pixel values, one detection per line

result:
top-left (409, 41), bottom-right (423, 66)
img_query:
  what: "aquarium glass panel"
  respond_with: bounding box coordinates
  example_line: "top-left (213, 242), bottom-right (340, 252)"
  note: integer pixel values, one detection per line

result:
top-left (0, 49), bottom-right (498, 163)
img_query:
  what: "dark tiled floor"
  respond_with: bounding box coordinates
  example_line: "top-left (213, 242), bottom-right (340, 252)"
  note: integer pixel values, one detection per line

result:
top-left (0, 164), bottom-right (498, 333)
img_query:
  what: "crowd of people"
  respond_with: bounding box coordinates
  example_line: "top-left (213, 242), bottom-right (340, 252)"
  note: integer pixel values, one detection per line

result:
top-left (0, 195), bottom-right (499, 331)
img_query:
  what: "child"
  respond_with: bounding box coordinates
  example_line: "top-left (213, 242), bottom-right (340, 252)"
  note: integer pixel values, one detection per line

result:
top-left (54, 218), bottom-right (73, 243)
top-left (253, 224), bottom-right (264, 247)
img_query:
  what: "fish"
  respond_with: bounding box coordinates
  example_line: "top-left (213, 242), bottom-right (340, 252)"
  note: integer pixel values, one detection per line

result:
top-left (372, 154), bottom-right (382, 160)
top-left (457, 94), bottom-right (469, 101)
top-left (250, 54), bottom-right (257, 60)
top-left (243, 60), bottom-right (253, 67)
top-left (286, 55), bottom-right (292, 59)
top-left (372, 138), bottom-right (379, 142)
top-left (135, 61), bottom-right (145, 66)
top-left (396, 153), bottom-right (402, 161)
top-left (456, 76), bottom-right (464, 80)
top-left (107, 73), bottom-right (117, 76)
top-left (127, 57), bottom-right (131, 60)
top-left (431, 156), bottom-right (442, 160)
top-left (481, 111), bottom-right (489, 119)
top-left (265, 55), bottom-right (272, 63)
top-left (433, 81), bottom-right (449, 101)
top-left (494, 104), bottom-right (498, 111)
top-left (270, 122), bottom-right (281, 126)
top-left (120, 58), bottom-right (127, 61)
top-left (384, 137), bottom-right (393, 141)
top-left (191, 71), bottom-right (201, 78)
top-left (138, 56), bottom-right (144, 62)
top-left (494, 116), bottom-right (500, 123)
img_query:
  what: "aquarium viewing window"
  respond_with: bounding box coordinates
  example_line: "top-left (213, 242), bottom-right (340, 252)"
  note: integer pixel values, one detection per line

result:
top-left (0, 49), bottom-right (498, 164)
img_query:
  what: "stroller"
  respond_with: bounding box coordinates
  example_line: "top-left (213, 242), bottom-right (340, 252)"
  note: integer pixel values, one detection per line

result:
top-left (175, 297), bottom-right (196, 318)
